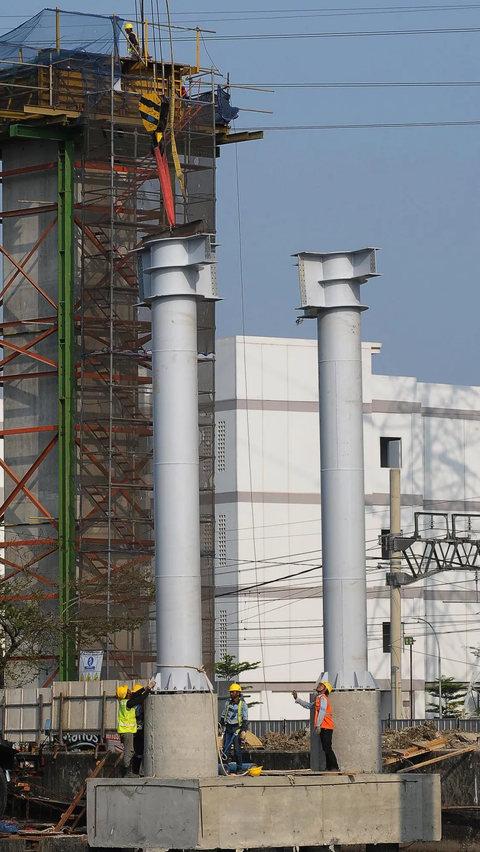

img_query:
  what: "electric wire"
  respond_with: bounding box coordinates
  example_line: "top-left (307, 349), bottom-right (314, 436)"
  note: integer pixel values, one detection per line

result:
top-left (234, 141), bottom-right (271, 718)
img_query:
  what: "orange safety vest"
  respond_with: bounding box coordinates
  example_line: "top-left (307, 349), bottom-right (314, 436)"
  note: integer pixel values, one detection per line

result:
top-left (314, 694), bottom-right (334, 729)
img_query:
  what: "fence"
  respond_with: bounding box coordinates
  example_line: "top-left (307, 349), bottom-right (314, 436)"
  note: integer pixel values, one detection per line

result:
top-left (382, 718), bottom-right (480, 732)
top-left (249, 720), bottom-right (308, 737)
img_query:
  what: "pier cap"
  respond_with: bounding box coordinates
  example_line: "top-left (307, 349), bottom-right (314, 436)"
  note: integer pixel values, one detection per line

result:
top-left (293, 247), bottom-right (381, 314)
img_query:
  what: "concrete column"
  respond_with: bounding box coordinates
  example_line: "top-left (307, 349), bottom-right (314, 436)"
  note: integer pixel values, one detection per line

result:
top-left (144, 693), bottom-right (218, 779)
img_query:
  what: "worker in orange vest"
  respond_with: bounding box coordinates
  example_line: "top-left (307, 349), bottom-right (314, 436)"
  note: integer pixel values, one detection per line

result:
top-left (292, 681), bottom-right (339, 771)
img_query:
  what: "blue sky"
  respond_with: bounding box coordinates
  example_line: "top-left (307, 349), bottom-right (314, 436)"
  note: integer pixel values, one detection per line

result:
top-left (3, 2), bottom-right (480, 386)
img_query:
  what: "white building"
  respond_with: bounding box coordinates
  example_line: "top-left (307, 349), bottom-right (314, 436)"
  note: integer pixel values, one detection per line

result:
top-left (215, 336), bottom-right (480, 721)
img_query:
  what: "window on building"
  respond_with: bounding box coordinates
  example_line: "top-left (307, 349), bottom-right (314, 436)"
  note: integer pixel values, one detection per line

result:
top-left (380, 436), bottom-right (402, 469)
top-left (382, 622), bottom-right (391, 654)
top-left (217, 420), bottom-right (226, 472)
top-left (217, 513), bottom-right (227, 567)
top-left (218, 609), bottom-right (228, 658)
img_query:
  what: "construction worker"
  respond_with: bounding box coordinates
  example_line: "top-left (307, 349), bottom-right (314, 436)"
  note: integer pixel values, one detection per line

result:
top-left (292, 681), bottom-right (339, 771)
top-left (132, 684), bottom-right (146, 775)
top-left (220, 683), bottom-right (248, 775)
top-left (116, 680), bottom-right (155, 776)
top-left (124, 23), bottom-right (141, 61)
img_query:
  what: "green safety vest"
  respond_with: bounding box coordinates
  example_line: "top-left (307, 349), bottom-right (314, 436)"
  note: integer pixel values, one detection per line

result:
top-left (223, 698), bottom-right (244, 729)
top-left (117, 699), bottom-right (137, 734)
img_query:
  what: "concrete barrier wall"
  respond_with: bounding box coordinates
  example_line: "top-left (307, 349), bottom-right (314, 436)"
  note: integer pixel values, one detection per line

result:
top-left (0, 680), bottom-right (139, 742)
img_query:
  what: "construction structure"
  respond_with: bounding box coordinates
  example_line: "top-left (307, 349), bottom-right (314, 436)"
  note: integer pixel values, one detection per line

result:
top-left (0, 8), bottom-right (259, 684)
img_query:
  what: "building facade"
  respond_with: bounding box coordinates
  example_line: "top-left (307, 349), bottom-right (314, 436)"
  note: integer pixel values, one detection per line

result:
top-left (215, 336), bottom-right (480, 720)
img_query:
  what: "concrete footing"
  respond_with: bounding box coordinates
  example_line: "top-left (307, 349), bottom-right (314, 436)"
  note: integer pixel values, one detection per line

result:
top-left (87, 772), bottom-right (441, 849)
top-left (311, 690), bottom-right (381, 773)
top-left (143, 692), bottom-right (218, 779)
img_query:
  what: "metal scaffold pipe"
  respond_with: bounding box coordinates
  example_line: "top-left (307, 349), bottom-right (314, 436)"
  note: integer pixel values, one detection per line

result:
top-left (294, 248), bottom-right (380, 690)
top-left (139, 234), bottom-right (216, 692)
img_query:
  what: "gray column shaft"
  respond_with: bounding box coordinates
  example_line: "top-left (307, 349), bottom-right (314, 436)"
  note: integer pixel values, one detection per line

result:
top-left (151, 292), bottom-right (203, 690)
top-left (317, 306), bottom-right (368, 687)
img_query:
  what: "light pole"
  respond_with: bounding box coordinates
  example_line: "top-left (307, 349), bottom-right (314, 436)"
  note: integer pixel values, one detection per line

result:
top-left (417, 617), bottom-right (442, 719)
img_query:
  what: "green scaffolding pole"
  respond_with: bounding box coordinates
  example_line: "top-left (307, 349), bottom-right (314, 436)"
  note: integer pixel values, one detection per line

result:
top-left (57, 138), bottom-right (76, 681)
top-left (10, 126), bottom-right (77, 680)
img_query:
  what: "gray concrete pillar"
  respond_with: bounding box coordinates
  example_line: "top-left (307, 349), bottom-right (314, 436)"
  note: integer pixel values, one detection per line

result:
top-left (311, 690), bottom-right (381, 773)
top-left (143, 692), bottom-right (218, 779)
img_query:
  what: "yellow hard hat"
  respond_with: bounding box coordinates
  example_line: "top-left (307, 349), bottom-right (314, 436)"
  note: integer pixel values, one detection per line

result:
top-left (125, 22), bottom-right (134, 29)
top-left (319, 681), bottom-right (333, 694)
top-left (248, 765), bottom-right (263, 776)
top-left (116, 685), bottom-right (128, 700)
top-left (229, 682), bottom-right (242, 692)
top-left (132, 684), bottom-right (143, 692)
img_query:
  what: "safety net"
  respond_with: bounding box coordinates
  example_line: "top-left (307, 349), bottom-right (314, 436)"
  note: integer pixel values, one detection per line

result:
top-left (0, 8), bottom-right (124, 66)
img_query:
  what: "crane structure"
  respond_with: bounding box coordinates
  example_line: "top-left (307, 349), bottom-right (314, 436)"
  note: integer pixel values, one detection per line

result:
top-left (0, 8), bottom-right (261, 684)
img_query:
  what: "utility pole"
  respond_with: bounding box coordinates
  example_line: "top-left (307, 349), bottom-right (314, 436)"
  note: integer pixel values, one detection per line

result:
top-left (404, 636), bottom-right (415, 720)
top-left (390, 466), bottom-right (403, 719)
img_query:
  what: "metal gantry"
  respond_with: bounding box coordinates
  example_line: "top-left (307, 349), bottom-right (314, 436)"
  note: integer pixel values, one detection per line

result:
top-left (386, 512), bottom-right (480, 586)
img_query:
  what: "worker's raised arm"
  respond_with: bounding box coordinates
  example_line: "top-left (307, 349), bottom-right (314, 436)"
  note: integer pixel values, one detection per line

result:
top-left (293, 694), bottom-right (314, 710)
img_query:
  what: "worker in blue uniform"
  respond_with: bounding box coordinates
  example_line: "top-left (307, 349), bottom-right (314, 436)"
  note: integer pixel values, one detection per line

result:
top-left (220, 683), bottom-right (249, 775)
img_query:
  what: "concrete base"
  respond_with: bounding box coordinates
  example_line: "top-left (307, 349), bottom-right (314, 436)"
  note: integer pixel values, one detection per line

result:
top-left (311, 690), bottom-right (381, 773)
top-left (143, 692), bottom-right (218, 779)
top-left (87, 773), bottom-right (441, 849)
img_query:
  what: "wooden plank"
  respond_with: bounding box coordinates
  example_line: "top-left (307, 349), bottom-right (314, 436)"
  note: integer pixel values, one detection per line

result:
top-left (397, 745), bottom-right (476, 773)
top-left (54, 752), bottom-right (110, 831)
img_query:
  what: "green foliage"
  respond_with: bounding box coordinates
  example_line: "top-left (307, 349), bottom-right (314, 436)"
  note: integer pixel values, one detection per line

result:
top-left (215, 653), bottom-right (261, 682)
top-left (0, 576), bottom-right (58, 687)
top-left (0, 557), bottom-right (156, 687)
top-left (215, 653), bottom-right (262, 708)
top-left (425, 676), bottom-right (467, 718)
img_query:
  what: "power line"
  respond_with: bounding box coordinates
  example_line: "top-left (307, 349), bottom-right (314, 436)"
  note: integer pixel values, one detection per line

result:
top-left (233, 80), bottom-right (480, 89)
top-left (237, 120), bottom-right (480, 131)
top-left (180, 25), bottom-right (480, 42)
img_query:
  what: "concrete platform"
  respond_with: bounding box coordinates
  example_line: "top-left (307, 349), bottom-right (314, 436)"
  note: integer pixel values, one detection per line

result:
top-left (87, 772), bottom-right (441, 849)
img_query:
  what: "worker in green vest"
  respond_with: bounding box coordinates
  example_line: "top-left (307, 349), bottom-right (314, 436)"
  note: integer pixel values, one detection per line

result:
top-left (116, 681), bottom-right (155, 776)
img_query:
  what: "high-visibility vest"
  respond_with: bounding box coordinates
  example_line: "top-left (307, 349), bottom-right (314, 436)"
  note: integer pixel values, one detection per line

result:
top-left (117, 699), bottom-right (137, 734)
top-left (314, 695), bottom-right (334, 730)
top-left (223, 698), bottom-right (245, 729)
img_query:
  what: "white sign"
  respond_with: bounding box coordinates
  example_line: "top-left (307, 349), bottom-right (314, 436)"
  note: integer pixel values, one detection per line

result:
top-left (79, 650), bottom-right (104, 682)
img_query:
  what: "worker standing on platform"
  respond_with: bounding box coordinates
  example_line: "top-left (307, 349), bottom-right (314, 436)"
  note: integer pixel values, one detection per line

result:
top-left (292, 681), bottom-right (339, 771)
top-left (124, 23), bottom-right (141, 60)
top-left (116, 681), bottom-right (155, 776)
top-left (220, 683), bottom-right (249, 775)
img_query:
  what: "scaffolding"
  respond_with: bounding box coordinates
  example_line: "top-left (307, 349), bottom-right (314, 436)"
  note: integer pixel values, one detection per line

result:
top-left (0, 8), bottom-right (252, 683)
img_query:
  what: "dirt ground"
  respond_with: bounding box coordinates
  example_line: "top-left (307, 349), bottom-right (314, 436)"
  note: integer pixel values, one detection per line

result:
top-left (260, 720), bottom-right (479, 754)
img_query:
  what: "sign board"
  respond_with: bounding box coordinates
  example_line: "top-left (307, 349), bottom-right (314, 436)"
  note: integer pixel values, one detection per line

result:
top-left (79, 651), bottom-right (104, 681)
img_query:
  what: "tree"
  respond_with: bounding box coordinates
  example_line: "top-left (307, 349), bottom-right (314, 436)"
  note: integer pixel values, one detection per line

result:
top-left (425, 676), bottom-right (467, 718)
top-left (215, 653), bottom-right (262, 707)
top-left (0, 576), bottom-right (58, 687)
top-left (0, 557), bottom-right (156, 686)
top-left (215, 653), bottom-right (261, 683)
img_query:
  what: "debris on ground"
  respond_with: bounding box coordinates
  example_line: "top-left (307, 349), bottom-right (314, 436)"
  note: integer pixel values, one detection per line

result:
top-left (382, 720), bottom-right (480, 764)
top-left (260, 728), bottom-right (310, 751)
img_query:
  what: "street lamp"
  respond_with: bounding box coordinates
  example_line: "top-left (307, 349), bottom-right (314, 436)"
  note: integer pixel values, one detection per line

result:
top-left (416, 617), bottom-right (442, 719)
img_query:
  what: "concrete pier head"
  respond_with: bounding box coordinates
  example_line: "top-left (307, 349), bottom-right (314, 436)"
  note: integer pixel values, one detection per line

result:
top-left (143, 692), bottom-right (218, 779)
top-left (87, 773), bottom-right (441, 849)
